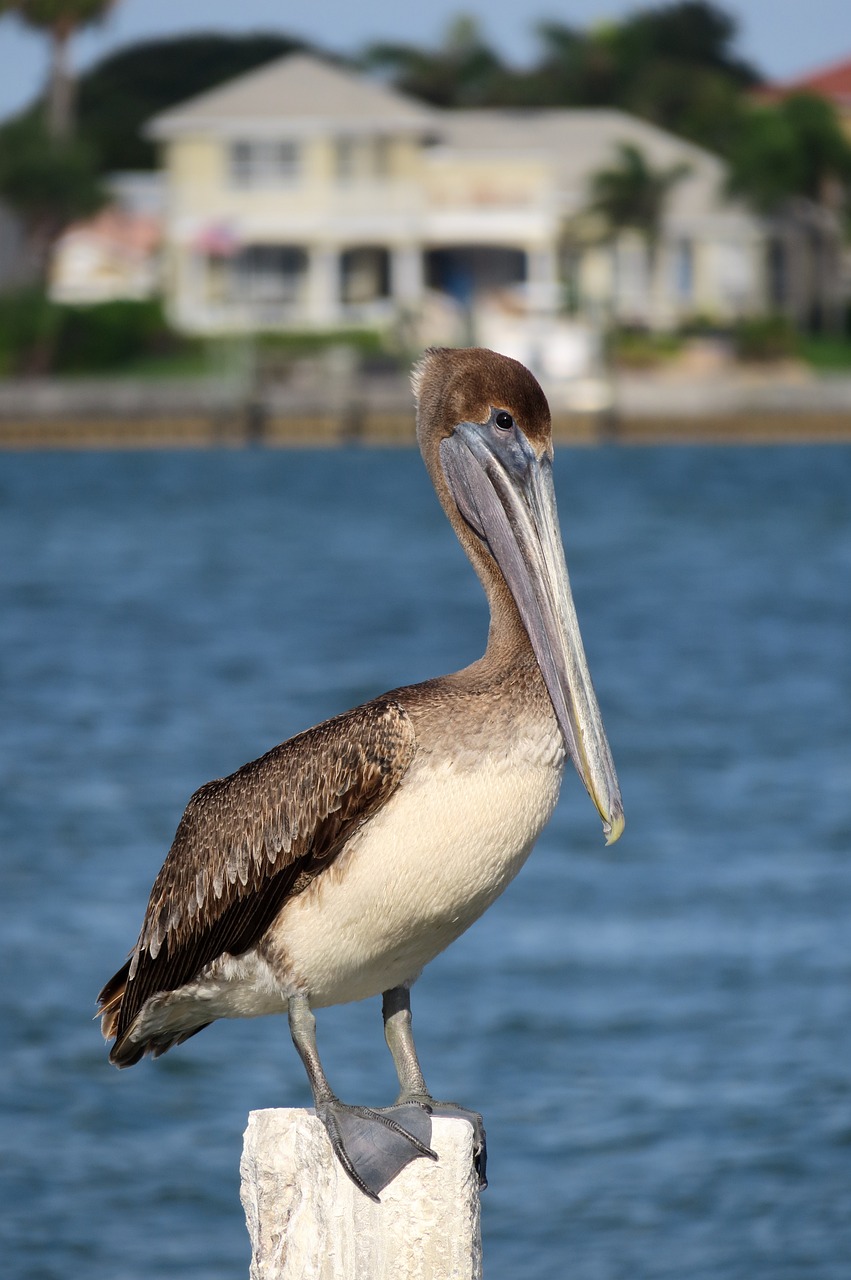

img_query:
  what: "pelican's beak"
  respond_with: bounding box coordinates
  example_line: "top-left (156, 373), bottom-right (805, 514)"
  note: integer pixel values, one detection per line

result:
top-left (440, 421), bottom-right (624, 844)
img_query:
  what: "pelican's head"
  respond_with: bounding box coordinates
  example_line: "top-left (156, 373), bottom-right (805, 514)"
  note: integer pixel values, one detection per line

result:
top-left (412, 347), bottom-right (624, 845)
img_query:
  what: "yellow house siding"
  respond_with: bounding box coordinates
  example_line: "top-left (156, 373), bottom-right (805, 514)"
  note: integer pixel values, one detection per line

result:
top-left (165, 135), bottom-right (424, 238)
top-left (169, 138), bottom-right (221, 202)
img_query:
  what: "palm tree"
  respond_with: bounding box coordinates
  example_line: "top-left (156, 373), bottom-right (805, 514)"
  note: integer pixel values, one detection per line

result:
top-left (588, 141), bottom-right (691, 262)
top-left (586, 141), bottom-right (691, 322)
top-left (1, 0), bottom-right (117, 137)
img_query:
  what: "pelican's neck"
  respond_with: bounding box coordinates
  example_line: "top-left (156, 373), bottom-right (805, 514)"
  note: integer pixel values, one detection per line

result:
top-left (421, 437), bottom-right (536, 679)
top-left (459, 516), bottom-right (538, 681)
top-left (483, 569), bottom-right (531, 662)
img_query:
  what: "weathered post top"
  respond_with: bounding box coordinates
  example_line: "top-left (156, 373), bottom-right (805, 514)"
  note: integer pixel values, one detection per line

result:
top-left (241, 1110), bottom-right (483, 1280)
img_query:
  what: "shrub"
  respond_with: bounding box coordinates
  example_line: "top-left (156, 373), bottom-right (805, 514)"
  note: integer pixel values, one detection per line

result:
top-left (0, 292), bottom-right (392, 376)
top-left (609, 325), bottom-right (682, 369)
top-left (51, 299), bottom-right (178, 372)
top-left (254, 328), bottom-right (386, 357)
top-left (678, 312), bottom-right (730, 338)
top-left (733, 313), bottom-right (799, 362)
top-left (0, 292), bottom-right (192, 375)
top-left (0, 289), bottom-right (62, 375)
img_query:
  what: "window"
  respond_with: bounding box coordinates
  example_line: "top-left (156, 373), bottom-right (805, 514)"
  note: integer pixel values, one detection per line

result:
top-left (341, 247), bottom-right (390, 304)
top-left (230, 245), bottom-right (306, 304)
top-left (229, 140), bottom-right (300, 188)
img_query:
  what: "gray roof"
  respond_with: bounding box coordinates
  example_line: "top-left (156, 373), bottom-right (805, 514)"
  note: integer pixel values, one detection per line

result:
top-left (148, 53), bottom-right (437, 139)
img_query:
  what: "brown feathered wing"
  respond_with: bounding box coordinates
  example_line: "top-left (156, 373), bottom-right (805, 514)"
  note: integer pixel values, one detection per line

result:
top-left (98, 698), bottom-right (415, 1064)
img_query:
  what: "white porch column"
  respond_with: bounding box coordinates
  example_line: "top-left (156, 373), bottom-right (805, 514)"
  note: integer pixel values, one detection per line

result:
top-left (390, 243), bottom-right (425, 308)
top-left (579, 244), bottom-right (615, 323)
top-left (173, 245), bottom-right (208, 332)
top-left (305, 244), bottom-right (341, 326)
top-left (525, 242), bottom-right (560, 312)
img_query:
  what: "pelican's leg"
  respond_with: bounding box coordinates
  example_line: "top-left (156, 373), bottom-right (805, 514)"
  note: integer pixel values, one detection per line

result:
top-left (380, 985), bottom-right (488, 1189)
top-left (287, 994), bottom-right (435, 1202)
top-left (382, 985), bottom-right (430, 1102)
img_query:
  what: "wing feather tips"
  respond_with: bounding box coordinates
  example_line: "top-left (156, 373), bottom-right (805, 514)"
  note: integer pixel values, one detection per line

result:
top-left (98, 959), bottom-right (212, 1066)
top-left (98, 961), bottom-right (128, 1035)
top-left (97, 960), bottom-right (138, 1065)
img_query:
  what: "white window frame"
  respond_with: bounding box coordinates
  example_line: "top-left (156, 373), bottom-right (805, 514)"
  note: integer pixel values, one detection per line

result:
top-left (229, 140), bottom-right (301, 189)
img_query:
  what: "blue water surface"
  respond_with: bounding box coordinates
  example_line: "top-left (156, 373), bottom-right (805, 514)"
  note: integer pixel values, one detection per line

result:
top-left (1, 444), bottom-right (849, 1279)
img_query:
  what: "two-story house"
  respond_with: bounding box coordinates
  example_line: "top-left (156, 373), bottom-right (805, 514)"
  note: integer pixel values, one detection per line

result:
top-left (147, 53), bottom-right (828, 337)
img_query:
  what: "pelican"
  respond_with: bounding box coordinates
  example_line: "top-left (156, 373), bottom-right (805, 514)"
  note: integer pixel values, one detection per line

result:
top-left (99, 347), bottom-right (623, 1201)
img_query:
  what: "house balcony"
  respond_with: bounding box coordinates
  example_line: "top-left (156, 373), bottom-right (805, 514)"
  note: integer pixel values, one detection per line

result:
top-left (170, 180), bottom-right (426, 245)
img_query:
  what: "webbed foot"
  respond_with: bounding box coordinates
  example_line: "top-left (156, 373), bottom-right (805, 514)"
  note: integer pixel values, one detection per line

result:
top-left (390, 1094), bottom-right (487, 1189)
top-left (316, 1099), bottom-right (436, 1202)
top-left (429, 1102), bottom-right (487, 1188)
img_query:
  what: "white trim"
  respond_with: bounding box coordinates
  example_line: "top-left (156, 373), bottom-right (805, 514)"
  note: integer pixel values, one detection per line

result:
top-left (423, 209), bottom-right (553, 243)
top-left (148, 116), bottom-right (433, 142)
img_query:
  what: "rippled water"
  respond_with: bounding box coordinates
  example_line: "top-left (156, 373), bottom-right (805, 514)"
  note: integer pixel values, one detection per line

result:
top-left (1, 444), bottom-right (849, 1279)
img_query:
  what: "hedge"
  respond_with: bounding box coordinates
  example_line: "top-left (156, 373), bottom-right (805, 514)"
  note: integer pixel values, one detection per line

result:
top-left (0, 292), bottom-right (190, 375)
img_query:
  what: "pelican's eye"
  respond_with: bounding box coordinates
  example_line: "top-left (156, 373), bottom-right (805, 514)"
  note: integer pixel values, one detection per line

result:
top-left (493, 410), bottom-right (514, 431)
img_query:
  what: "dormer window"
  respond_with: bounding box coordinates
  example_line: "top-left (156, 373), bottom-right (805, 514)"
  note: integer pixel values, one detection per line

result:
top-left (229, 140), bottom-right (301, 188)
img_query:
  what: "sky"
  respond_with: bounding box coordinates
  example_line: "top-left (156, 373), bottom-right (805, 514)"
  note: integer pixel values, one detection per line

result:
top-left (0, 0), bottom-right (849, 122)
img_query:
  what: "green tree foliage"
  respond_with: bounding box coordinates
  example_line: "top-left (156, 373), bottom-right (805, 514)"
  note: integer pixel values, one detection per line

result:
top-left (587, 141), bottom-right (691, 257)
top-left (362, 2), bottom-right (756, 150)
top-left (604, 0), bottom-right (755, 86)
top-left (622, 59), bottom-right (745, 156)
top-left (727, 94), bottom-right (851, 213)
top-left (362, 15), bottom-right (505, 108)
top-left (552, 2), bottom-right (757, 153)
top-left (75, 33), bottom-right (307, 171)
top-left (0, 292), bottom-right (191, 374)
top-left (0, 112), bottom-right (103, 276)
top-left (0, 0), bottom-right (116, 136)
